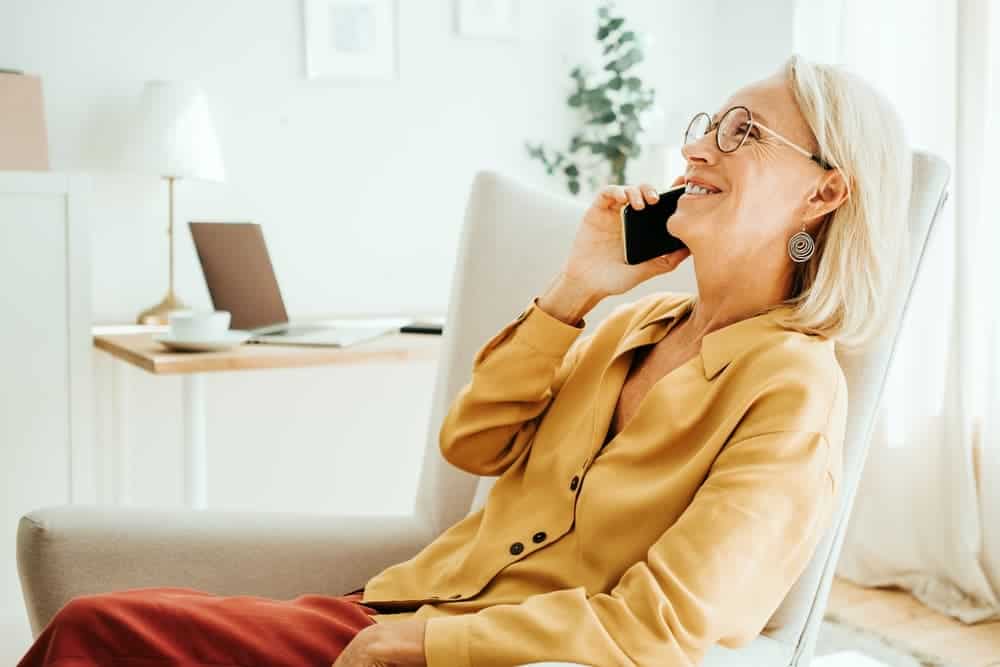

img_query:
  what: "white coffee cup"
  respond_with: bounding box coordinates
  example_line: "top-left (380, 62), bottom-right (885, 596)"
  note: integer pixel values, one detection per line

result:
top-left (167, 310), bottom-right (231, 340)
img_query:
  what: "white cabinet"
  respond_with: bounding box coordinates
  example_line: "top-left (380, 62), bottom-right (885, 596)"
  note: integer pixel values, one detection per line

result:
top-left (0, 172), bottom-right (92, 660)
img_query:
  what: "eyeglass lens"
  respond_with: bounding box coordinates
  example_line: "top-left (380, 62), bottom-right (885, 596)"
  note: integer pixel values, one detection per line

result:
top-left (684, 107), bottom-right (752, 153)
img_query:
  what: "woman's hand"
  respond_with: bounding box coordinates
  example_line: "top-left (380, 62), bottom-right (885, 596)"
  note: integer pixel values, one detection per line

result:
top-left (562, 178), bottom-right (691, 299)
top-left (332, 618), bottom-right (428, 667)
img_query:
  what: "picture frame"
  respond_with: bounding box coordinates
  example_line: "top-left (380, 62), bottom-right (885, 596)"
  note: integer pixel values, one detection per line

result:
top-left (455, 0), bottom-right (517, 39)
top-left (303, 0), bottom-right (398, 80)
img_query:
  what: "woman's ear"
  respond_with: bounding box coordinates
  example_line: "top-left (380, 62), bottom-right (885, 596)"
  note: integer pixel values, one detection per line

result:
top-left (804, 169), bottom-right (850, 222)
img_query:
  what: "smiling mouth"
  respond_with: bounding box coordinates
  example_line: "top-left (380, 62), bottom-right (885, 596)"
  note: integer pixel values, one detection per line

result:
top-left (683, 182), bottom-right (722, 197)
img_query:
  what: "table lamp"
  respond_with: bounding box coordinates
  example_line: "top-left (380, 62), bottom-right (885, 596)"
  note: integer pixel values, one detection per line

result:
top-left (121, 80), bottom-right (225, 325)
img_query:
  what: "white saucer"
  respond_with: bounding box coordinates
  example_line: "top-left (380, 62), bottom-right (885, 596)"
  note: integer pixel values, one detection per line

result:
top-left (154, 330), bottom-right (252, 352)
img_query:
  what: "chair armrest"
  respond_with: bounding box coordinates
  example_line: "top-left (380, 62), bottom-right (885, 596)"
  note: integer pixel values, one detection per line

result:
top-left (17, 503), bottom-right (434, 637)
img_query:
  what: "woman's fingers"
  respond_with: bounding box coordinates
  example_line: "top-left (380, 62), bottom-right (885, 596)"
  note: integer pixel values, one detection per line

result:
top-left (671, 246), bottom-right (691, 261)
top-left (599, 183), bottom-right (661, 210)
top-left (625, 186), bottom-right (644, 210)
top-left (628, 184), bottom-right (662, 209)
top-left (651, 247), bottom-right (691, 274)
top-left (668, 247), bottom-right (692, 267)
top-left (599, 185), bottom-right (626, 205)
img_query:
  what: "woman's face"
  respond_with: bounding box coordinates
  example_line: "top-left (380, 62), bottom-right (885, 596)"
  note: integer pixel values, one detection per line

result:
top-left (667, 70), bottom-right (846, 269)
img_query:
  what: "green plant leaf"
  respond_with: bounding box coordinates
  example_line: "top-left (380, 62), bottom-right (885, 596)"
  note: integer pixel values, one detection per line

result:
top-left (584, 90), bottom-right (613, 113)
top-left (524, 0), bottom-right (652, 193)
top-left (616, 30), bottom-right (635, 45)
top-left (606, 48), bottom-right (641, 73)
top-left (620, 48), bottom-right (643, 71)
top-left (589, 110), bottom-right (617, 124)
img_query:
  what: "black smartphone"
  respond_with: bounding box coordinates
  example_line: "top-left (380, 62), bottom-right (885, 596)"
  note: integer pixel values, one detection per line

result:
top-left (621, 184), bottom-right (687, 265)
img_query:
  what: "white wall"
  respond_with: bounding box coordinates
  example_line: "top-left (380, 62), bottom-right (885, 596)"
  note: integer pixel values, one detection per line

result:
top-left (1, 0), bottom-right (682, 323)
top-left (1, 0), bottom-right (798, 322)
top-left (1, 0), bottom-right (795, 658)
top-left (1, 0), bottom-right (795, 324)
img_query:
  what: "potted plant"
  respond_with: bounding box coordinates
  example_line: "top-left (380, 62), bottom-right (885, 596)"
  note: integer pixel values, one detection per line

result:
top-left (526, 1), bottom-right (657, 195)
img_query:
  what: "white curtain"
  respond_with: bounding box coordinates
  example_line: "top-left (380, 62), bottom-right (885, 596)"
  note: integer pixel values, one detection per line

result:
top-left (794, 0), bottom-right (1000, 624)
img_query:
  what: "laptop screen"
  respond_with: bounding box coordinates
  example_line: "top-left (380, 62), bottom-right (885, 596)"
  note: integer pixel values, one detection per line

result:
top-left (188, 222), bottom-right (289, 331)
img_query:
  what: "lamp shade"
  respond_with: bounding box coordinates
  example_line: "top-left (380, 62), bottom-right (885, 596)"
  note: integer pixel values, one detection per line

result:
top-left (121, 80), bottom-right (225, 181)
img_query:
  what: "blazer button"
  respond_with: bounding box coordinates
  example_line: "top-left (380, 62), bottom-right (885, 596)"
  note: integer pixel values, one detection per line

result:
top-left (532, 531), bottom-right (547, 543)
top-left (569, 475), bottom-right (579, 491)
top-left (509, 541), bottom-right (524, 555)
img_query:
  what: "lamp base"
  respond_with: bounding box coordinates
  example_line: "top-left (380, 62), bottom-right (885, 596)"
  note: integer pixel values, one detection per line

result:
top-left (137, 292), bottom-right (188, 325)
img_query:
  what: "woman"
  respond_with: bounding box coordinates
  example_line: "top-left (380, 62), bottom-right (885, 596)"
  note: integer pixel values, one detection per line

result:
top-left (18, 54), bottom-right (910, 667)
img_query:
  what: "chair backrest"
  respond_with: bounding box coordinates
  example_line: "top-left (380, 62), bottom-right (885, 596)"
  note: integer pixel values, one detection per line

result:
top-left (413, 151), bottom-right (950, 658)
top-left (778, 150), bottom-right (950, 664)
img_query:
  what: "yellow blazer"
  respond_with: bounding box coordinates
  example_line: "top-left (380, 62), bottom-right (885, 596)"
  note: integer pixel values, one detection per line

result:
top-left (361, 290), bottom-right (847, 667)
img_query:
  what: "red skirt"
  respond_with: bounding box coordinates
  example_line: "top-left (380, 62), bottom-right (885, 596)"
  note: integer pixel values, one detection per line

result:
top-left (17, 585), bottom-right (378, 666)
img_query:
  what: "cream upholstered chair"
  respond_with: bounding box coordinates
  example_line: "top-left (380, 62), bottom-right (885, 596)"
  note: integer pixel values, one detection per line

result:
top-left (17, 151), bottom-right (949, 666)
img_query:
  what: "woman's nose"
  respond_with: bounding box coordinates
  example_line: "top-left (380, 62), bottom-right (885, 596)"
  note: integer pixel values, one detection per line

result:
top-left (681, 133), bottom-right (717, 165)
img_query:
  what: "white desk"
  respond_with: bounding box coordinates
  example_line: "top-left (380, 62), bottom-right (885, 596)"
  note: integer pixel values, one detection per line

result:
top-left (92, 325), bottom-right (440, 508)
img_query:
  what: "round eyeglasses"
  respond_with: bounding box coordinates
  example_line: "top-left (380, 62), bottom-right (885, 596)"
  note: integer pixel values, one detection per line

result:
top-left (684, 106), bottom-right (835, 171)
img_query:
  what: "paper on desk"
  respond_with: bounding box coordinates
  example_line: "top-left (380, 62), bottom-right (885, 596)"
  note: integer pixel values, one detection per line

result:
top-left (305, 316), bottom-right (421, 329)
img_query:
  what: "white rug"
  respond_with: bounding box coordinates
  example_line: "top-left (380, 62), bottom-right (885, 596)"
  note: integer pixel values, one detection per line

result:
top-left (813, 611), bottom-right (960, 667)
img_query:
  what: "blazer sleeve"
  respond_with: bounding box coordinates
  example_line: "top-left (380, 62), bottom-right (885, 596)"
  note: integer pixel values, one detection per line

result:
top-left (437, 295), bottom-right (595, 477)
top-left (423, 429), bottom-right (839, 667)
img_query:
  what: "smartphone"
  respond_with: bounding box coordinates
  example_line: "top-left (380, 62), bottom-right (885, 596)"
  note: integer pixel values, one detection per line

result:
top-left (621, 184), bottom-right (687, 265)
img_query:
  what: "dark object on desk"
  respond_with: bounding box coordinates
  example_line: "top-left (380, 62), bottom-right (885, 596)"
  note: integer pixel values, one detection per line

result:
top-left (400, 321), bottom-right (443, 335)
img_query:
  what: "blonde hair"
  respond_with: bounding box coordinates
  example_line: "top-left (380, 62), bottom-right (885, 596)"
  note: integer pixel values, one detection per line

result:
top-left (766, 54), bottom-right (912, 353)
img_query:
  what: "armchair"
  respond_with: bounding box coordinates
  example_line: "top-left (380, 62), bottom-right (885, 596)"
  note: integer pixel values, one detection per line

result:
top-left (18, 151), bottom-right (949, 666)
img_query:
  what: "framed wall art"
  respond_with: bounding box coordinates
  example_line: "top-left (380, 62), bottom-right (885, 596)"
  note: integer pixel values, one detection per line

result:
top-left (455, 0), bottom-right (517, 39)
top-left (303, 0), bottom-right (398, 80)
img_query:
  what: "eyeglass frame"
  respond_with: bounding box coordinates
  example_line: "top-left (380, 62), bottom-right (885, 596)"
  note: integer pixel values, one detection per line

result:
top-left (685, 105), bottom-right (837, 172)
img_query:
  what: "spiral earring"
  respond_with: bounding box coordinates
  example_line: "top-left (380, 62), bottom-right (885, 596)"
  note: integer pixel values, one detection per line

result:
top-left (787, 223), bottom-right (815, 263)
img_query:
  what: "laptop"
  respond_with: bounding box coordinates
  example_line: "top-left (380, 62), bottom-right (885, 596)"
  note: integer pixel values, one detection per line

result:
top-left (188, 222), bottom-right (408, 347)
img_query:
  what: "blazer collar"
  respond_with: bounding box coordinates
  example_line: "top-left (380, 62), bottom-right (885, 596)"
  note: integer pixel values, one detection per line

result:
top-left (621, 293), bottom-right (800, 380)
